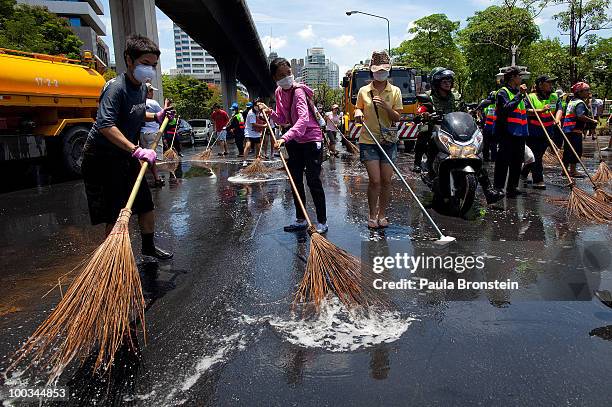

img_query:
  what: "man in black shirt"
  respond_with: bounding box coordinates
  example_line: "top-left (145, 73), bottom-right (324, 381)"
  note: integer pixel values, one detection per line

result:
top-left (82, 35), bottom-right (173, 259)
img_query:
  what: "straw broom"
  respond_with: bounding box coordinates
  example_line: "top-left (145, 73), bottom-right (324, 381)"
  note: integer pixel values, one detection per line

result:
top-left (592, 132), bottom-right (612, 185)
top-left (261, 112), bottom-right (377, 309)
top-left (241, 124), bottom-right (276, 175)
top-left (163, 115), bottom-right (179, 161)
top-left (525, 99), bottom-right (612, 222)
top-left (542, 147), bottom-right (561, 165)
top-left (325, 117), bottom-right (359, 156)
top-left (547, 111), bottom-right (612, 204)
top-left (9, 117), bottom-right (171, 383)
top-left (195, 129), bottom-right (218, 160)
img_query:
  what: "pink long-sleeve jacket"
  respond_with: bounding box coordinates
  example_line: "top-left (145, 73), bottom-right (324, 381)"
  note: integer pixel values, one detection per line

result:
top-left (270, 83), bottom-right (322, 144)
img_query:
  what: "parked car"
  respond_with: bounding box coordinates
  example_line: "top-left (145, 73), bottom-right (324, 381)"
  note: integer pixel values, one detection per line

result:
top-left (176, 119), bottom-right (195, 145)
top-left (188, 119), bottom-right (214, 144)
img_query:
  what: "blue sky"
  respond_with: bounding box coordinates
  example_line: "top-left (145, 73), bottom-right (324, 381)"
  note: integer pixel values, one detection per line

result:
top-left (99, 0), bottom-right (609, 76)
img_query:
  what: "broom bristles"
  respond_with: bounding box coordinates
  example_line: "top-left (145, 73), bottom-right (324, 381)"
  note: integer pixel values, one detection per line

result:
top-left (594, 188), bottom-right (612, 204)
top-left (592, 161), bottom-right (612, 185)
top-left (196, 149), bottom-right (212, 160)
top-left (241, 158), bottom-right (276, 175)
top-left (9, 209), bottom-right (145, 383)
top-left (543, 148), bottom-right (561, 165)
top-left (345, 140), bottom-right (359, 155)
top-left (567, 186), bottom-right (612, 223)
top-left (163, 148), bottom-right (178, 161)
top-left (294, 229), bottom-right (379, 309)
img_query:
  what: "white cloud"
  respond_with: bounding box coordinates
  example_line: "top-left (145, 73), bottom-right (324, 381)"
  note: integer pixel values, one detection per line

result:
top-left (326, 35), bottom-right (356, 47)
top-left (262, 35), bottom-right (288, 50)
top-left (298, 25), bottom-right (315, 40)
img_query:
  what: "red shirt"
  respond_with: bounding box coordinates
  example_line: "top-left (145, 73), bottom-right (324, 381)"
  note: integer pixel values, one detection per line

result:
top-left (211, 109), bottom-right (230, 132)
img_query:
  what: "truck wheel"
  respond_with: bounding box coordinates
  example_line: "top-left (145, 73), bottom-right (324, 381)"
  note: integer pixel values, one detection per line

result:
top-left (62, 125), bottom-right (89, 176)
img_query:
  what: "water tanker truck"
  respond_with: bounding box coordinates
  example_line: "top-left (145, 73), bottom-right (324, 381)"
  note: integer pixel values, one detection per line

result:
top-left (0, 48), bottom-right (106, 175)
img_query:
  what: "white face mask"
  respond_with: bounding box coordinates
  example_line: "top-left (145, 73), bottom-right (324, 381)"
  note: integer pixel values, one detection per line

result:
top-left (276, 75), bottom-right (294, 90)
top-left (373, 70), bottom-right (389, 82)
top-left (133, 64), bottom-right (156, 84)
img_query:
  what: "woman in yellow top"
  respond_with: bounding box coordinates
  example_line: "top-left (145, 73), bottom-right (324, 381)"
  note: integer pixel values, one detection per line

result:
top-left (354, 50), bottom-right (403, 229)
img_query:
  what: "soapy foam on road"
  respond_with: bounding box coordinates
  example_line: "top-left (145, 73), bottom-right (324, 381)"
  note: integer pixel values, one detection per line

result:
top-left (228, 173), bottom-right (288, 184)
top-left (263, 298), bottom-right (415, 352)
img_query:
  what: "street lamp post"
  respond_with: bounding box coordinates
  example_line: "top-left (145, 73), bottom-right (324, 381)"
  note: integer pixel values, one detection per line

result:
top-left (346, 10), bottom-right (391, 58)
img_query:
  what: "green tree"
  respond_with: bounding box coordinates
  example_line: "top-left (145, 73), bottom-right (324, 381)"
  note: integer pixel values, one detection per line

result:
top-left (162, 74), bottom-right (214, 120)
top-left (550, 0), bottom-right (612, 82)
top-left (0, 1), bottom-right (82, 58)
top-left (583, 36), bottom-right (612, 99)
top-left (103, 68), bottom-right (117, 82)
top-left (523, 38), bottom-right (572, 89)
top-left (313, 83), bottom-right (344, 112)
top-left (393, 14), bottom-right (462, 71)
top-left (458, 5), bottom-right (540, 100)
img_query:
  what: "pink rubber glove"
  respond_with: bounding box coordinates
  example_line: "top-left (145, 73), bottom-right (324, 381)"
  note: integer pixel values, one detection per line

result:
top-left (132, 147), bottom-right (157, 164)
top-left (155, 107), bottom-right (176, 124)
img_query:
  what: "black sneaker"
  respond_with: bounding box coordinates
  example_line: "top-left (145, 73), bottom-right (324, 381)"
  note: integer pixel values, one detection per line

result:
top-left (412, 164), bottom-right (422, 173)
top-left (485, 189), bottom-right (504, 204)
top-left (284, 220), bottom-right (308, 232)
top-left (142, 246), bottom-right (173, 260)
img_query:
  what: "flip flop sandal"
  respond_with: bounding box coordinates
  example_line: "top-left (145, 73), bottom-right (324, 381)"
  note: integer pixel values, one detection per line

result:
top-left (367, 219), bottom-right (379, 229)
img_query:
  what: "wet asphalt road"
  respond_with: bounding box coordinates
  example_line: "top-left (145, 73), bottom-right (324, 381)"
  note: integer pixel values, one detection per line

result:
top-left (1, 142), bottom-right (612, 406)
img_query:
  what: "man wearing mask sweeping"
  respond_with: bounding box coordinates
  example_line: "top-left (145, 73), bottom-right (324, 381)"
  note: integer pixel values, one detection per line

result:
top-left (81, 34), bottom-right (174, 260)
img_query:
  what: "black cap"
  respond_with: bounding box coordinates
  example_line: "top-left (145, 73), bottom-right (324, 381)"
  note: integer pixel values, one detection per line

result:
top-left (535, 75), bottom-right (557, 85)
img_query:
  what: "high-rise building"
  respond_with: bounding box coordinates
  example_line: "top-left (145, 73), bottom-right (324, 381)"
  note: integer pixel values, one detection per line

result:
top-left (301, 48), bottom-right (339, 89)
top-left (290, 58), bottom-right (305, 81)
top-left (17, 0), bottom-right (109, 66)
top-left (173, 23), bottom-right (221, 85)
top-left (267, 51), bottom-right (278, 65)
top-left (326, 60), bottom-right (339, 89)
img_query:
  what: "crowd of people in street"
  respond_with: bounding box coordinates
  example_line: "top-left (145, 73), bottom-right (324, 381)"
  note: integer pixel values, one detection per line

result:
top-left (82, 33), bottom-right (609, 257)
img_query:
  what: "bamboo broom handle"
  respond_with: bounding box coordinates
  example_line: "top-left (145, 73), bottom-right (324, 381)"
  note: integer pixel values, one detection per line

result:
top-left (261, 111), bottom-right (313, 227)
top-left (126, 117), bottom-right (169, 210)
top-left (548, 111), bottom-right (599, 188)
top-left (257, 122), bottom-right (267, 157)
top-left (524, 97), bottom-right (574, 185)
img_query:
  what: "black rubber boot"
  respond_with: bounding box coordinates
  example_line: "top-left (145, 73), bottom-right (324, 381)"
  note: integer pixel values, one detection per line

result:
top-left (141, 233), bottom-right (174, 260)
top-left (479, 170), bottom-right (504, 204)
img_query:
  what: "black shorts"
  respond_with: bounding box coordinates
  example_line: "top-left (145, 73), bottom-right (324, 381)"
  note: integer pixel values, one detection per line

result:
top-left (81, 153), bottom-right (154, 225)
top-left (326, 130), bottom-right (336, 142)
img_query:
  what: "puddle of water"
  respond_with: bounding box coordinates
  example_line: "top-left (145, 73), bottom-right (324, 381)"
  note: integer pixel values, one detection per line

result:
top-left (228, 173), bottom-right (288, 184)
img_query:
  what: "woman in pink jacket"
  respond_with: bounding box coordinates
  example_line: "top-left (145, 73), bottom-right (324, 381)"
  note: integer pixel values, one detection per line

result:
top-left (258, 57), bottom-right (328, 234)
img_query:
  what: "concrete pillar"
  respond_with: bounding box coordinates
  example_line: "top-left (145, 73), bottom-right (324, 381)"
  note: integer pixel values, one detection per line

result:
top-left (109, 0), bottom-right (163, 102)
top-left (217, 55), bottom-right (239, 112)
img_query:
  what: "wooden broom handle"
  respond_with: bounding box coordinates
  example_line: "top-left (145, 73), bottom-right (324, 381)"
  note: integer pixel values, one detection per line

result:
top-left (126, 116), bottom-right (170, 210)
top-left (548, 112), bottom-right (599, 188)
top-left (261, 111), bottom-right (313, 227)
top-left (524, 97), bottom-right (574, 185)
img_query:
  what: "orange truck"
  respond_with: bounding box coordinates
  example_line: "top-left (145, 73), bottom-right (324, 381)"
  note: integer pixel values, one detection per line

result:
top-left (342, 64), bottom-right (428, 152)
top-left (0, 48), bottom-right (105, 175)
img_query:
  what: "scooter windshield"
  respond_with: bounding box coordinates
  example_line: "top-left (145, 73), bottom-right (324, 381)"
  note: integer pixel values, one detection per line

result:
top-left (440, 112), bottom-right (477, 142)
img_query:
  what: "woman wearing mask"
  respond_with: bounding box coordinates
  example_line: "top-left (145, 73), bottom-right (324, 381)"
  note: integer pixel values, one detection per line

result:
top-left (258, 58), bottom-right (328, 234)
top-left (81, 34), bottom-right (173, 259)
top-left (354, 51), bottom-right (403, 229)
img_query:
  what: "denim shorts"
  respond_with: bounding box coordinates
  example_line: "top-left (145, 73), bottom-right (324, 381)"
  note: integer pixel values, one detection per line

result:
top-left (359, 142), bottom-right (397, 164)
top-left (216, 130), bottom-right (227, 141)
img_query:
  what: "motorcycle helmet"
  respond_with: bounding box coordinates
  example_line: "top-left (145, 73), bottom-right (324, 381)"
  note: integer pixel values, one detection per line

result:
top-left (431, 67), bottom-right (455, 88)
